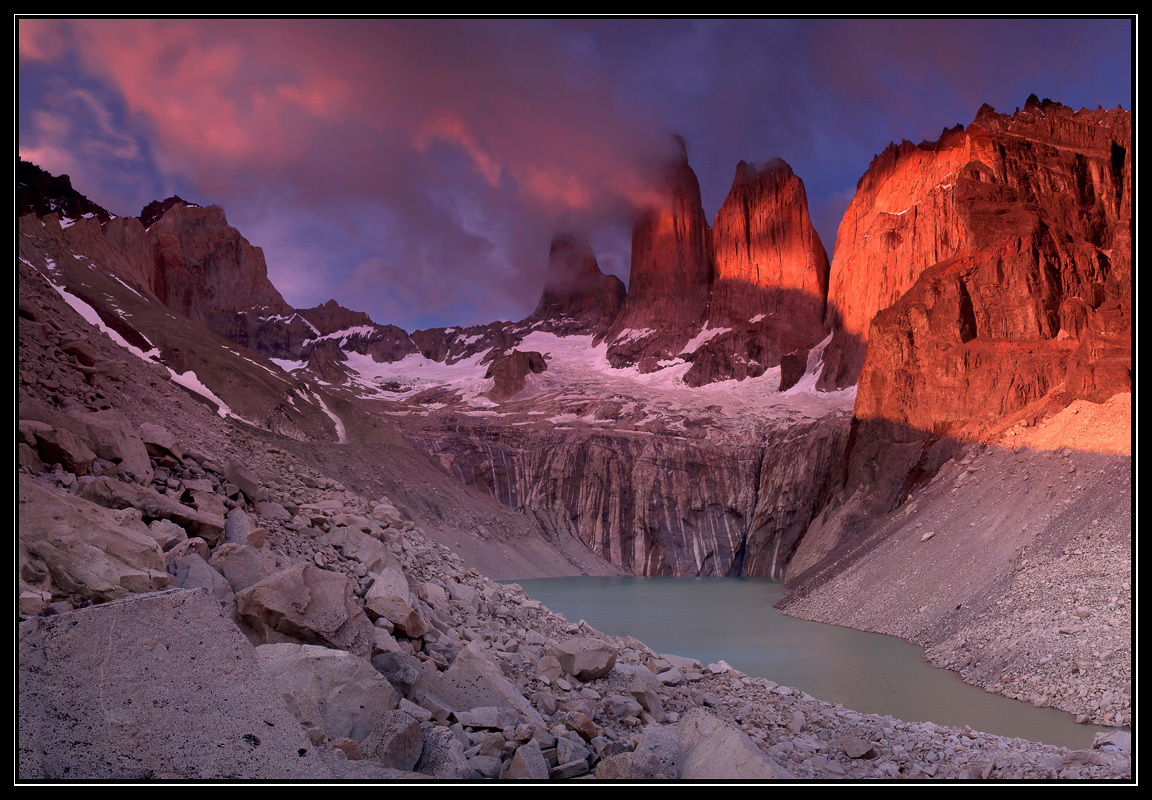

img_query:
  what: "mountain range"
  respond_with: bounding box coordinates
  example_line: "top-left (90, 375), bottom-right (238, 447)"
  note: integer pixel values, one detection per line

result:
top-left (17, 96), bottom-right (1132, 779)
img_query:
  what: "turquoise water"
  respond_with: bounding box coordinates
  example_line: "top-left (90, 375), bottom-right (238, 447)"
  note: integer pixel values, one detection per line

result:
top-left (512, 576), bottom-right (1114, 750)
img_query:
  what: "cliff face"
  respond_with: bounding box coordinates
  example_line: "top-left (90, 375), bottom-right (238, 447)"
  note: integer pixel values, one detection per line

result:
top-left (708, 159), bottom-right (829, 327)
top-left (849, 100), bottom-right (1130, 440)
top-left (820, 98), bottom-right (1131, 395)
top-left (146, 201), bottom-right (294, 328)
top-left (406, 414), bottom-right (850, 578)
top-left (794, 100), bottom-right (1132, 609)
top-left (599, 142), bottom-right (832, 389)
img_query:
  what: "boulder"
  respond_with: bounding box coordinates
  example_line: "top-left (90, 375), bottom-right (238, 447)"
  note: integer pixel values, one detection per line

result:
top-left (19, 475), bottom-right (167, 604)
top-left (138, 422), bottom-right (183, 460)
top-left (500, 738), bottom-right (549, 780)
top-left (168, 553), bottom-right (234, 606)
top-left (20, 421), bottom-right (96, 475)
top-left (414, 725), bottom-right (469, 779)
top-left (207, 543), bottom-right (276, 593)
top-left (674, 708), bottom-right (788, 780)
top-left (548, 637), bottom-right (618, 681)
top-left (257, 643), bottom-right (399, 744)
top-left (358, 709), bottom-right (423, 770)
top-left (77, 409), bottom-right (153, 484)
top-left (235, 564), bottom-right (372, 657)
top-left (79, 476), bottom-right (226, 545)
top-left (18, 589), bottom-right (331, 779)
top-left (363, 565), bottom-right (428, 638)
top-left (423, 640), bottom-right (546, 730)
top-left (225, 458), bottom-right (261, 503)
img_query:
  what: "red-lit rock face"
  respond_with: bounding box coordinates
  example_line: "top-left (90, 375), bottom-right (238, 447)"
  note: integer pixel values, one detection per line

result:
top-left (146, 200), bottom-right (293, 326)
top-left (709, 158), bottom-right (828, 327)
top-left (837, 98), bottom-right (1130, 438)
top-left (686, 159), bottom-right (830, 387)
top-left (601, 137), bottom-right (715, 369)
top-left (602, 142), bottom-right (831, 385)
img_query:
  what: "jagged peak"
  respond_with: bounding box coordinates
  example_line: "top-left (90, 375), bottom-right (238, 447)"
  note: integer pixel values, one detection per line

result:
top-left (732, 157), bottom-right (794, 187)
top-left (17, 159), bottom-right (112, 222)
top-left (139, 196), bottom-right (206, 228)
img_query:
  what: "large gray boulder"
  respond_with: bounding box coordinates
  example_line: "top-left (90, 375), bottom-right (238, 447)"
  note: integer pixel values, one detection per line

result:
top-left (19, 475), bottom-right (168, 605)
top-left (18, 589), bottom-right (332, 779)
top-left (548, 636), bottom-right (618, 681)
top-left (257, 643), bottom-right (399, 744)
top-left (364, 564), bottom-right (428, 638)
top-left (78, 408), bottom-right (153, 484)
top-left (236, 564), bottom-right (372, 657)
top-left (414, 725), bottom-right (469, 779)
top-left (674, 708), bottom-right (790, 780)
top-left (79, 476), bottom-right (226, 545)
top-left (19, 420), bottom-right (96, 475)
top-left (359, 709), bottom-right (423, 770)
top-left (422, 640), bottom-right (546, 730)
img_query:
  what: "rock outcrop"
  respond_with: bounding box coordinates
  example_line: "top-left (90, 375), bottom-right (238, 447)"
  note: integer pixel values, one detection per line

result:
top-left (146, 199), bottom-right (294, 328)
top-left (601, 136), bottom-right (715, 370)
top-left (484, 349), bottom-right (548, 401)
top-left (818, 99), bottom-right (1132, 545)
top-left (819, 97), bottom-right (1131, 399)
top-left (685, 159), bottom-right (830, 387)
top-left (598, 142), bottom-right (832, 389)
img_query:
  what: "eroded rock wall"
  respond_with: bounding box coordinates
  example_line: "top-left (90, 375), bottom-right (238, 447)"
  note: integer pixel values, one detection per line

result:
top-left (406, 415), bottom-right (850, 578)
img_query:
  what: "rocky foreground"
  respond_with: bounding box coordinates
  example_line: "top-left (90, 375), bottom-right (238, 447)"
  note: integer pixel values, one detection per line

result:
top-left (17, 252), bottom-right (1132, 781)
top-left (18, 416), bottom-right (1133, 781)
top-left (17, 460), bottom-right (1133, 781)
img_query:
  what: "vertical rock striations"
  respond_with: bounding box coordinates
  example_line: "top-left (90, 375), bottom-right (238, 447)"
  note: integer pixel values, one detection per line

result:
top-left (406, 415), bottom-right (850, 578)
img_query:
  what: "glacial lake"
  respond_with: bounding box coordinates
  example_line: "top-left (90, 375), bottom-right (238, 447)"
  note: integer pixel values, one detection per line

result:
top-left (511, 576), bottom-right (1113, 751)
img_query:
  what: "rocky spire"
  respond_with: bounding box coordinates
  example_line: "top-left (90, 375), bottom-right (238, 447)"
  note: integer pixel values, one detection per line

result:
top-left (526, 233), bottom-right (625, 334)
top-left (601, 136), bottom-right (715, 370)
top-left (681, 158), bottom-right (831, 387)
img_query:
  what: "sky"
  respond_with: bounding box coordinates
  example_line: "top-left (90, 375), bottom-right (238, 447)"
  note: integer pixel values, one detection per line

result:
top-left (17, 18), bottom-right (1134, 331)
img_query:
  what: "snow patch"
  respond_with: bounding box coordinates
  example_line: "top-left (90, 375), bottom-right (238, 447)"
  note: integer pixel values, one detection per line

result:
top-left (612, 327), bottom-right (655, 344)
top-left (166, 368), bottom-right (233, 418)
top-left (680, 324), bottom-right (731, 355)
top-left (110, 274), bottom-right (146, 299)
top-left (41, 272), bottom-right (160, 363)
top-left (313, 391), bottom-right (347, 443)
top-left (317, 324), bottom-right (376, 342)
top-left (270, 357), bottom-right (307, 373)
